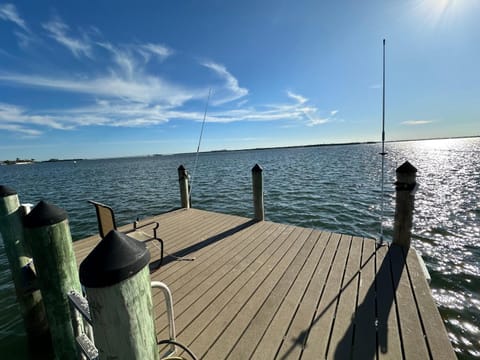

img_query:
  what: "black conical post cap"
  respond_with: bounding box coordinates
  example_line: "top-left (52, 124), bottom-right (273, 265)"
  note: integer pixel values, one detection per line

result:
top-left (79, 230), bottom-right (150, 288)
top-left (396, 161), bottom-right (417, 174)
top-left (0, 185), bottom-right (17, 197)
top-left (252, 164), bottom-right (263, 173)
top-left (24, 200), bottom-right (68, 228)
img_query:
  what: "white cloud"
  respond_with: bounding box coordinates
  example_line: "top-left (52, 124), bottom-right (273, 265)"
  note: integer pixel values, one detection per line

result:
top-left (0, 4), bottom-right (35, 48)
top-left (202, 61), bottom-right (248, 105)
top-left (287, 91), bottom-right (308, 104)
top-left (0, 102), bottom-right (66, 134)
top-left (0, 123), bottom-right (41, 136)
top-left (0, 73), bottom-right (202, 107)
top-left (138, 43), bottom-right (173, 62)
top-left (0, 11), bottom-right (338, 136)
top-left (0, 3), bottom-right (28, 31)
top-left (401, 120), bottom-right (435, 126)
top-left (43, 17), bottom-right (92, 58)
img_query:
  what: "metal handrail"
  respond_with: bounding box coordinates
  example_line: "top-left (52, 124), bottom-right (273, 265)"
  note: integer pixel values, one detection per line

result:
top-left (151, 281), bottom-right (177, 358)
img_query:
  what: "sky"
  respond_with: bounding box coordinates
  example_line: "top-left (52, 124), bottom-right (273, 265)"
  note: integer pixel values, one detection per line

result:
top-left (0, 0), bottom-right (479, 160)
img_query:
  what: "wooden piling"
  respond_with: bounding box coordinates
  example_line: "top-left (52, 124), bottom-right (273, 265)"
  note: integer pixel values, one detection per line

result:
top-left (252, 164), bottom-right (265, 221)
top-left (178, 165), bottom-right (190, 209)
top-left (393, 161), bottom-right (418, 248)
top-left (0, 186), bottom-right (50, 352)
top-left (80, 230), bottom-right (159, 360)
top-left (24, 200), bottom-right (82, 360)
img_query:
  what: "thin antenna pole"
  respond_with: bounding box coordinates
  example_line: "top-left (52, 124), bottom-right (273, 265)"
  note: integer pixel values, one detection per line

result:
top-left (189, 88), bottom-right (211, 203)
top-left (380, 39), bottom-right (386, 242)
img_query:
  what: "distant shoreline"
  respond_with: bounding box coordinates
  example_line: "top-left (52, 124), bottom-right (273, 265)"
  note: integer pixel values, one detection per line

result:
top-left (2, 135), bottom-right (478, 163)
top-left (163, 134), bottom-right (480, 157)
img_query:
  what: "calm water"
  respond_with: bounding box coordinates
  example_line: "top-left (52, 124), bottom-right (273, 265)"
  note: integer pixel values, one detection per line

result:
top-left (0, 138), bottom-right (479, 359)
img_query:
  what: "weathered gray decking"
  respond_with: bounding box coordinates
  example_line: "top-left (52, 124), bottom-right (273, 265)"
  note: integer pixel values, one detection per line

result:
top-left (73, 208), bottom-right (455, 359)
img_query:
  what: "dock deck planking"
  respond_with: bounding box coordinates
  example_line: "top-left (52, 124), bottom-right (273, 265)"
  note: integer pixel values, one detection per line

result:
top-left (376, 244), bottom-right (403, 360)
top-left (351, 236), bottom-right (378, 359)
top-left (72, 208), bottom-right (455, 359)
top-left (248, 231), bottom-right (332, 360)
top-left (327, 235), bottom-right (362, 359)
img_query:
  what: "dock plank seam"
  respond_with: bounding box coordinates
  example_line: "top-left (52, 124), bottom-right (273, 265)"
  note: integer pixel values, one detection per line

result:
top-left (225, 230), bottom-right (327, 359)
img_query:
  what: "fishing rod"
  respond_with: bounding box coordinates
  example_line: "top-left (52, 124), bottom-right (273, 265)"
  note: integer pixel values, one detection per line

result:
top-left (380, 39), bottom-right (386, 243)
top-left (189, 88), bottom-right (212, 205)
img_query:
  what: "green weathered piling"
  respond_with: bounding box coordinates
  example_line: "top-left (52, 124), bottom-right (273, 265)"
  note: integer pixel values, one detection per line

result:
top-left (178, 165), bottom-right (190, 209)
top-left (24, 200), bottom-right (81, 360)
top-left (393, 161), bottom-right (418, 248)
top-left (80, 230), bottom-right (159, 360)
top-left (252, 164), bottom-right (265, 221)
top-left (0, 186), bottom-right (50, 349)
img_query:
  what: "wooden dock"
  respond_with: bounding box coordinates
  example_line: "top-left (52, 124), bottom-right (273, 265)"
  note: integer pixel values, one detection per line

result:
top-left (73, 208), bottom-right (455, 359)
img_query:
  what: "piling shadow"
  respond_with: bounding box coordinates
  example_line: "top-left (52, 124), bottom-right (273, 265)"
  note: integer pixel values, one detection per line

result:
top-left (152, 219), bottom-right (258, 268)
top-left (333, 244), bottom-right (405, 359)
top-left (279, 244), bottom-right (406, 359)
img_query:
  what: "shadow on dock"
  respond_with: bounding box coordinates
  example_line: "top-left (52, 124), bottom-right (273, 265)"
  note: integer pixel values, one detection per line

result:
top-left (332, 245), bottom-right (405, 359)
top-left (152, 219), bottom-right (258, 268)
top-left (280, 244), bottom-right (406, 360)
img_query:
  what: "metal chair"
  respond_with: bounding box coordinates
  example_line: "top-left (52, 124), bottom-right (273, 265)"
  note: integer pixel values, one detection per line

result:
top-left (88, 200), bottom-right (164, 269)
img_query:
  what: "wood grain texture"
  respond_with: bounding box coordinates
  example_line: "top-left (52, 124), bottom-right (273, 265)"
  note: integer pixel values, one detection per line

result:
top-left (72, 208), bottom-right (454, 360)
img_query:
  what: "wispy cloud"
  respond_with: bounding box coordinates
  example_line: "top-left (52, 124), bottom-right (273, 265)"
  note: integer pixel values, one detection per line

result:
top-left (287, 90), bottom-right (308, 104)
top-left (0, 102), bottom-right (67, 135)
top-left (401, 120), bottom-right (435, 126)
top-left (0, 10), bottom-right (336, 136)
top-left (138, 43), bottom-right (173, 62)
top-left (0, 3), bottom-right (35, 48)
top-left (202, 61), bottom-right (248, 105)
top-left (0, 72), bottom-right (201, 107)
top-left (43, 16), bottom-right (92, 58)
top-left (0, 123), bottom-right (42, 136)
top-left (0, 3), bottom-right (28, 31)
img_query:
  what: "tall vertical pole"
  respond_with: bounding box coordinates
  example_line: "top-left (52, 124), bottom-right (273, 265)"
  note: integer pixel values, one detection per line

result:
top-left (380, 38), bottom-right (387, 242)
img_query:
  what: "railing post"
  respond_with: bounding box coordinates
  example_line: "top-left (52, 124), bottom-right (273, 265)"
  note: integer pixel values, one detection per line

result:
top-left (393, 161), bottom-right (418, 248)
top-left (80, 230), bottom-right (159, 360)
top-left (24, 200), bottom-right (82, 360)
top-left (0, 186), bottom-right (50, 354)
top-left (252, 164), bottom-right (265, 221)
top-left (178, 165), bottom-right (190, 209)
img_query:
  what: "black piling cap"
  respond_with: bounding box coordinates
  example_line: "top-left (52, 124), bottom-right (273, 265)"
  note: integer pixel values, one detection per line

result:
top-left (0, 185), bottom-right (17, 197)
top-left (178, 164), bottom-right (188, 180)
top-left (24, 200), bottom-right (68, 228)
top-left (79, 230), bottom-right (150, 288)
top-left (252, 164), bottom-right (263, 173)
top-left (396, 161), bottom-right (417, 174)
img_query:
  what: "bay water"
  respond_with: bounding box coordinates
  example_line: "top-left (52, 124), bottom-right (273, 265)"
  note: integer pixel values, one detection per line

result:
top-left (0, 137), bottom-right (478, 359)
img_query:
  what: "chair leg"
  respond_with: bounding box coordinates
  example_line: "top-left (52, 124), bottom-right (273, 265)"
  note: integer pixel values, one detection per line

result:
top-left (157, 238), bottom-right (164, 268)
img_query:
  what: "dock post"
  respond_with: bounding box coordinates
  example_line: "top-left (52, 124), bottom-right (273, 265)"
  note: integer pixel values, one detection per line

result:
top-left (393, 161), bottom-right (418, 248)
top-left (24, 200), bottom-right (82, 360)
top-left (178, 165), bottom-right (190, 209)
top-left (252, 164), bottom-right (265, 221)
top-left (0, 186), bottom-right (50, 353)
top-left (80, 230), bottom-right (159, 360)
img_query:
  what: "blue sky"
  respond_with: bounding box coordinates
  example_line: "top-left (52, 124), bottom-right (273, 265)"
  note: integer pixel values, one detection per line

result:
top-left (0, 0), bottom-right (478, 160)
